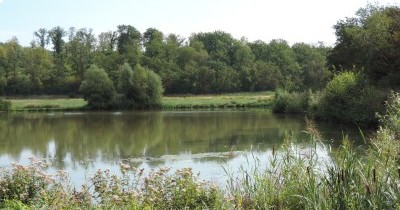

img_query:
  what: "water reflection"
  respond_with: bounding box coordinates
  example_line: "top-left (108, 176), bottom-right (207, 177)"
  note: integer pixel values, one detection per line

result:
top-left (0, 110), bottom-right (363, 185)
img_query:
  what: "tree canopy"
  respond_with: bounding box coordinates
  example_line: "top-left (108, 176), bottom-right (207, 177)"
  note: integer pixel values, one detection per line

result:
top-left (0, 24), bottom-right (331, 98)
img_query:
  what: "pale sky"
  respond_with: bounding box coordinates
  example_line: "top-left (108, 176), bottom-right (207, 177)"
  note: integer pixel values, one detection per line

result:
top-left (0, 0), bottom-right (399, 46)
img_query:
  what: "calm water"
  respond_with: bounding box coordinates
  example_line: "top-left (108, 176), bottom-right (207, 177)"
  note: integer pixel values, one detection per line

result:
top-left (0, 110), bottom-right (363, 186)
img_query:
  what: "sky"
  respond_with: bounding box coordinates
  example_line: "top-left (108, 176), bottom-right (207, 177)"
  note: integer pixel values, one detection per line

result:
top-left (0, 0), bottom-right (399, 46)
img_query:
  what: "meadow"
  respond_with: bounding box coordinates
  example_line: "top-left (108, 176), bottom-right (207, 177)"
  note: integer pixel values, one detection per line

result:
top-left (5, 91), bottom-right (274, 111)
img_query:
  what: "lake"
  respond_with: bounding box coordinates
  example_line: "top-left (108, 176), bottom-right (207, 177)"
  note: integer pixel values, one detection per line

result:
top-left (0, 110), bottom-right (363, 186)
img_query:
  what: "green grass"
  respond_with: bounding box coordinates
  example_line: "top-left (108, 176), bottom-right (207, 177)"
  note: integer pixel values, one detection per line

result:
top-left (9, 98), bottom-right (87, 111)
top-left (5, 91), bottom-right (274, 111)
top-left (162, 91), bottom-right (274, 109)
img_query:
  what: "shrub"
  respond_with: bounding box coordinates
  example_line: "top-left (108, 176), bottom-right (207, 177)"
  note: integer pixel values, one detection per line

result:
top-left (146, 70), bottom-right (163, 107)
top-left (0, 161), bottom-right (51, 207)
top-left (79, 65), bottom-right (116, 109)
top-left (318, 71), bottom-right (386, 124)
top-left (117, 63), bottom-right (163, 108)
top-left (272, 89), bottom-right (311, 113)
top-left (0, 99), bottom-right (11, 111)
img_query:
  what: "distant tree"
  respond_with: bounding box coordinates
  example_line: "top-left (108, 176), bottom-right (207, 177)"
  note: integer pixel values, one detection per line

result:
top-left (190, 31), bottom-right (235, 64)
top-left (23, 47), bottom-right (52, 93)
top-left (118, 63), bottom-right (163, 107)
top-left (79, 65), bottom-right (115, 108)
top-left (117, 63), bottom-right (135, 98)
top-left (34, 28), bottom-right (49, 48)
top-left (292, 43), bottom-right (331, 90)
top-left (231, 39), bottom-right (255, 91)
top-left (48, 26), bottom-right (68, 93)
top-left (97, 31), bottom-right (118, 52)
top-left (48, 26), bottom-right (66, 58)
top-left (116, 25), bottom-right (142, 67)
top-left (146, 70), bottom-right (163, 106)
top-left (94, 31), bottom-right (120, 85)
top-left (66, 28), bottom-right (96, 82)
top-left (143, 28), bottom-right (164, 58)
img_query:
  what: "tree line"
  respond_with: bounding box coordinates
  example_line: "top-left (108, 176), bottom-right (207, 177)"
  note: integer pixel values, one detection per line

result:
top-left (273, 4), bottom-right (400, 124)
top-left (0, 26), bottom-right (331, 96)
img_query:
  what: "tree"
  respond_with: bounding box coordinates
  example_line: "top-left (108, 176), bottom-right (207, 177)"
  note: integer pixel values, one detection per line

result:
top-left (143, 28), bottom-right (164, 58)
top-left (23, 47), bottom-right (52, 93)
top-left (66, 28), bottom-right (96, 82)
top-left (231, 39), bottom-right (255, 91)
top-left (34, 28), bottom-right (49, 48)
top-left (116, 25), bottom-right (142, 67)
top-left (48, 26), bottom-right (68, 93)
top-left (146, 70), bottom-right (163, 106)
top-left (190, 31), bottom-right (235, 64)
top-left (328, 5), bottom-right (400, 87)
top-left (292, 43), bottom-right (331, 90)
top-left (117, 63), bottom-right (163, 107)
top-left (48, 26), bottom-right (66, 58)
top-left (79, 65), bottom-right (115, 108)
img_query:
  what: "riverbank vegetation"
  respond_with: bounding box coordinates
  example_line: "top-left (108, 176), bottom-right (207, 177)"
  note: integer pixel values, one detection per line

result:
top-left (272, 4), bottom-right (400, 125)
top-left (4, 91), bottom-right (273, 111)
top-left (1, 92), bottom-right (399, 209)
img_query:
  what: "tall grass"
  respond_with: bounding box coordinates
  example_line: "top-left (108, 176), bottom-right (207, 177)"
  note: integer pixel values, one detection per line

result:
top-left (1, 93), bottom-right (400, 209)
top-left (228, 92), bottom-right (400, 209)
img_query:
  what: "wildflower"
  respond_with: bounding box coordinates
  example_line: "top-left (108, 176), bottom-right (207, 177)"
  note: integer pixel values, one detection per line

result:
top-left (119, 162), bottom-right (130, 170)
top-left (112, 195), bottom-right (122, 202)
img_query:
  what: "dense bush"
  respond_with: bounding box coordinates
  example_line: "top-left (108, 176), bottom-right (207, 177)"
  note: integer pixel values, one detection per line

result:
top-left (0, 99), bottom-right (11, 111)
top-left (318, 71), bottom-right (386, 124)
top-left (79, 65), bottom-right (116, 109)
top-left (118, 63), bottom-right (163, 108)
top-left (272, 89), bottom-right (312, 113)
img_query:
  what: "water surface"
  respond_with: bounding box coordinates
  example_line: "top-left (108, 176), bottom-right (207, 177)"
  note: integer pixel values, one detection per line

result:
top-left (0, 110), bottom-right (363, 185)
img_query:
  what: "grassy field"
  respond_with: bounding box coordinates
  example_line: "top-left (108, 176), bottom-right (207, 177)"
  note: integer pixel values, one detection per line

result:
top-left (6, 91), bottom-right (274, 111)
top-left (162, 91), bottom-right (274, 109)
top-left (9, 98), bottom-right (87, 111)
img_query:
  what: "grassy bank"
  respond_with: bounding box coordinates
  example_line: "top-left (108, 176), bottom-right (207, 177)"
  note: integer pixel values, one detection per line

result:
top-left (9, 98), bottom-right (87, 111)
top-left (4, 91), bottom-right (274, 111)
top-left (162, 91), bottom-right (274, 109)
top-left (1, 93), bottom-right (400, 209)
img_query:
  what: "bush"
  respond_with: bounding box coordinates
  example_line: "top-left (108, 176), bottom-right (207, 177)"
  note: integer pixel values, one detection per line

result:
top-left (272, 89), bottom-right (311, 113)
top-left (0, 161), bottom-right (51, 207)
top-left (0, 99), bottom-right (11, 111)
top-left (117, 63), bottom-right (163, 108)
top-left (318, 71), bottom-right (386, 124)
top-left (79, 65), bottom-right (116, 109)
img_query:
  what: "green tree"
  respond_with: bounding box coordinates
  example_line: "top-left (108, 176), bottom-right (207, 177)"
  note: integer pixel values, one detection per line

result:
top-left (48, 26), bottom-right (69, 93)
top-left (146, 70), bottom-right (163, 106)
top-left (66, 28), bottom-right (96, 82)
top-left (79, 65), bottom-right (115, 108)
top-left (116, 25), bottom-right (142, 67)
top-left (231, 39), bottom-right (255, 91)
top-left (328, 5), bottom-right (400, 87)
top-left (319, 71), bottom-right (385, 124)
top-left (33, 28), bottom-right (49, 48)
top-left (292, 42), bottom-right (331, 90)
top-left (23, 47), bottom-right (52, 93)
top-left (118, 63), bottom-right (163, 107)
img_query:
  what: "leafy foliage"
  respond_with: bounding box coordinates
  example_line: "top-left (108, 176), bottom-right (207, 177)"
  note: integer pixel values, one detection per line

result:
top-left (118, 63), bottom-right (163, 108)
top-left (79, 65), bottom-right (115, 109)
top-left (318, 71), bottom-right (386, 124)
top-left (0, 25), bottom-right (331, 96)
top-left (329, 5), bottom-right (400, 88)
